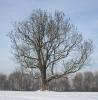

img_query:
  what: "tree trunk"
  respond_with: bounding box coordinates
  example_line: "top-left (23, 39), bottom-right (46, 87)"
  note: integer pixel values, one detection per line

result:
top-left (41, 69), bottom-right (48, 91)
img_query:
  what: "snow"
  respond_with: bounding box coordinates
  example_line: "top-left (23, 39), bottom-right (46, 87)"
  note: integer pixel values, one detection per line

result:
top-left (0, 91), bottom-right (97, 100)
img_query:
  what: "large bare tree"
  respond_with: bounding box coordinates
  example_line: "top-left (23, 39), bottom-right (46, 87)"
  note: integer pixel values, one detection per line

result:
top-left (9, 9), bottom-right (93, 90)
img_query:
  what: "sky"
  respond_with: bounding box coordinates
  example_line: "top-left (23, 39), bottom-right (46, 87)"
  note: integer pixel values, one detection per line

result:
top-left (0, 0), bottom-right (98, 74)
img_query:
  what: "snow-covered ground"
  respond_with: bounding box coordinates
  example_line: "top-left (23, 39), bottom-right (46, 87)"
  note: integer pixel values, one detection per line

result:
top-left (0, 91), bottom-right (98, 100)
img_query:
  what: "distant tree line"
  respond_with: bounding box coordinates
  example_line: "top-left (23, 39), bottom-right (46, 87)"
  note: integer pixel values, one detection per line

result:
top-left (0, 71), bottom-right (98, 92)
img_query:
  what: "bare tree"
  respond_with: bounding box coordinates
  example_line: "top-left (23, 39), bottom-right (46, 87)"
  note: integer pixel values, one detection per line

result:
top-left (73, 73), bottom-right (83, 91)
top-left (83, 71), bottom-right (94, 91)
top-left (60, 78), bottom-right (70, 91)
top-left (0, 74), bottom-right (7, 90)
top-left (49, 78), bottom-right (70, 91)
top-left (9, 71), bottom-right (21, 90)
top-left (8, 9), bottom-right (93, 90)
top-left (94, 72), bottom-right (98, 91)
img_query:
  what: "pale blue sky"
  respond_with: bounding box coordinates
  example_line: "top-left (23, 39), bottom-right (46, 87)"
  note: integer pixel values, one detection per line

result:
top-left (0, 0), bottom-right (98, 74)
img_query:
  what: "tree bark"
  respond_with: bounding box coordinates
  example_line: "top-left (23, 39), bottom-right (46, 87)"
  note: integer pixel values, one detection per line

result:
top-left (41, 69), bottom-right (48, 91)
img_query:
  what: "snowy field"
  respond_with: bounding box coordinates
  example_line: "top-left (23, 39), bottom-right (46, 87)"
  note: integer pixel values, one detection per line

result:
top-left (0, 91), bottom-right (98, 100)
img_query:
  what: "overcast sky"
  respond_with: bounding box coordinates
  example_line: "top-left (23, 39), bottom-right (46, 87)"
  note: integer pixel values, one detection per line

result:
top-left (0, 0), bottom-right (98, 74)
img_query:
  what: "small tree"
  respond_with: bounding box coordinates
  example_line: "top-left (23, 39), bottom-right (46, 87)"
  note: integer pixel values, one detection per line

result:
top-left (83, 71), bottom-right (94, 91)
top-left (73, 73), bottom-right (83, 91)
top-left (61, 78), bottom-right (70, 91)
top-left (8, 71), bottom-right (22, 90)
top-left (8, 9), bottom-right (93, 90)
top-left (0, 74), bottom-right (7, 90)
top-left (94, 72), bottom-right (98, 91)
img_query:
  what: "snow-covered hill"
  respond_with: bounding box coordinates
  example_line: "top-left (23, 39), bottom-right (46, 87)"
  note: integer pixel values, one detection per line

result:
top-left (0, 91), bottom-right (97, 100)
